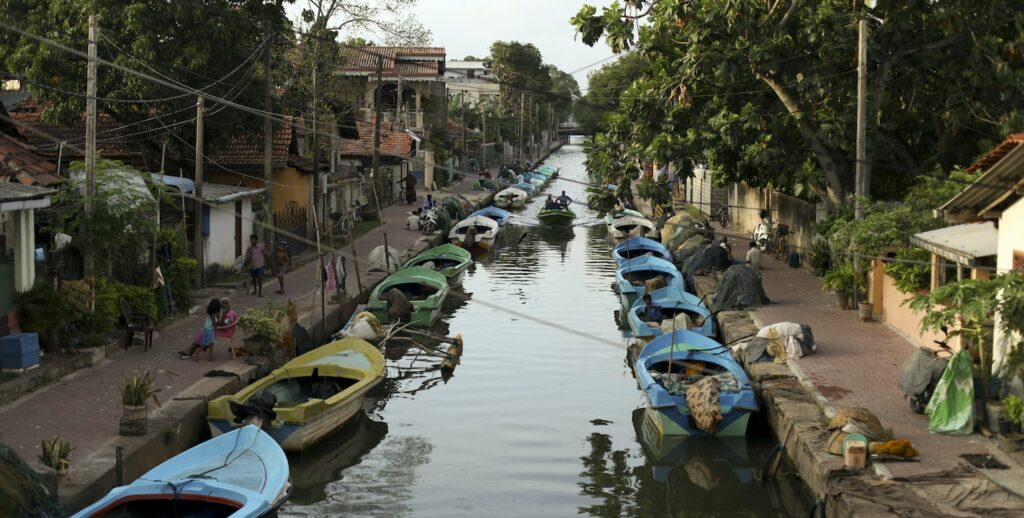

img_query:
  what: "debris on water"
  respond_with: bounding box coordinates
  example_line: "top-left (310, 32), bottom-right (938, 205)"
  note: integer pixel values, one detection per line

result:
top-left (590, 418), bottom-right (613, 426)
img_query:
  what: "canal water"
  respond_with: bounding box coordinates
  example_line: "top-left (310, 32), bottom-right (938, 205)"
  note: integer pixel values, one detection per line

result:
top-left (281, 143), bottom-right (813, 517)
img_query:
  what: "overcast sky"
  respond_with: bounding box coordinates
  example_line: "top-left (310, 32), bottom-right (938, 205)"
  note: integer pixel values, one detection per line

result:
top-left (286, 0), bottom-right (616, 91)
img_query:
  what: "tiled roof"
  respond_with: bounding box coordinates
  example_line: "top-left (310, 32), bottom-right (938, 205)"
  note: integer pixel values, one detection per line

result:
top-left (7, 98), bottom-right (136, 158)
top-left (0, 182), bottom-right (56, 204)
top-left (0, 134), bottom-right (61, 186)
top-left (965, 133), bottom-right (1024, 173)
top-left (338, 46), bottom-right (446, 78)
top-left (207, 119), bottom-right (294, 168)
top-left (339, 120), bottom-right (413, 158)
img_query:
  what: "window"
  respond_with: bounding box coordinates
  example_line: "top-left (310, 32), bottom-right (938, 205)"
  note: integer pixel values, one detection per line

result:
top-left (467, 70), bottom-right (476, 79)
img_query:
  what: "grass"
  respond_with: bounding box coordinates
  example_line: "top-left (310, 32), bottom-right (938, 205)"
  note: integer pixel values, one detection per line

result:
top-left (681, 204), bottom-right (705, 220)
top-left (324, 218), bottom-right (383, 248)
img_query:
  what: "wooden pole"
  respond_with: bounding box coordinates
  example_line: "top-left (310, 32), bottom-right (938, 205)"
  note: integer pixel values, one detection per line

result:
top-left (855, 15), bottom-right (868, 220)
top-left (84, 15), bottom-right (97, 280)
top-left (518, 92), bottom-right (524, 161)
top-left (263, 20), bottom-right (275, 246)
top-left (460, 92), bottom-right (467, 171)
top-left (372, 56), bottom-right (383, 194)
top-left (350, 243), bottom-right (363, 292)
top-left (383, 232), bottom-right (391, 272)
top-left (194, 96), bottom-right (205, 289)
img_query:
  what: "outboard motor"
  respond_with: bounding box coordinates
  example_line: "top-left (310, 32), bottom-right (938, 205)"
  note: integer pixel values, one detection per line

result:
top-left (897, 333), bottom-right (952, 413)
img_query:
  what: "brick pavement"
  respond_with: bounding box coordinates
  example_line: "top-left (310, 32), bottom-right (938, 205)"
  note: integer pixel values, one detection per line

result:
top-left (0, 144), bottom-right (548, 470)
top-left (717, 229), bottom-right (998, 478)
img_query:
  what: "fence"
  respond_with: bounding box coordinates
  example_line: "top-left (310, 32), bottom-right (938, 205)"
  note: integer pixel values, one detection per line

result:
top-left (727, 182), bottom-right (821, 261)
top-left (273, 202), bottom-right (308, 255)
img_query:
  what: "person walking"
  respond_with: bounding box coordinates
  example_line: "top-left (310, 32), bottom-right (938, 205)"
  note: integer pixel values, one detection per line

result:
top-left (273, 241), bottom-right (290, 294)
top-left (243, 234), bottom-right (267, 297)
top-left (405, 172), bottom-right (418, 205)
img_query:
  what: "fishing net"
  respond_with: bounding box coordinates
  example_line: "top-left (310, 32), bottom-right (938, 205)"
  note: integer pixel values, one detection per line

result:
top-left (710, 265), bottom-right (770, 313)
top-left (674, 236), bottom-right (712, 262)
top-left (0, 444), bottom-right (62, 518)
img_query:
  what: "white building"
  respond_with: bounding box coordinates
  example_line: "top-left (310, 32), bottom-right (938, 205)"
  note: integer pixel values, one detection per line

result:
top-left (444, 60), bottom-right (500, 107)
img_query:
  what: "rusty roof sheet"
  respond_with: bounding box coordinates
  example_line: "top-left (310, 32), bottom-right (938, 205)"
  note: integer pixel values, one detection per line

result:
top-left (339, 120), bottom-right (413, 158)
top-left (0, 134), bottom-right (61, 186)
top-left (338, 46), bottom-right (445, 78)
top-left (7, 98), bottom-right (137, 158)
top-left (0, 181), bottom-right (56, 204)
top-left (207, 119), bottom-right (294, 167)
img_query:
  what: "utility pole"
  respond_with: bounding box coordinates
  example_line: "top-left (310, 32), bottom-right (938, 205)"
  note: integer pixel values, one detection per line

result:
top-left (84, 15), bottom-right (97, 279)
top-left (194, 96), bottom-right (205, 289)
top-left (481, 108), bottom-right (487, 169)
top-left (397, 76), bottom-right (403, 129)
top-left (855, 15), bottom-right (868, 220)
top-left (518, 92), bottom-right (525, 161)
top-left (263, 22), bottom-right (274, 246)
top-left (312, 61), bottom-right (322, 228)
top-left (371, 56), bottom-right (383, 186)
top-left (460, 92), bottom-right (467, 171)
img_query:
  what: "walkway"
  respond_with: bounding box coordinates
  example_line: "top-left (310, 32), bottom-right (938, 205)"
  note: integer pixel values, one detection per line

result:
top-left (719, 229), bottom-right (1010, 479)
top-left (0, 147), bottom-right (552, 470)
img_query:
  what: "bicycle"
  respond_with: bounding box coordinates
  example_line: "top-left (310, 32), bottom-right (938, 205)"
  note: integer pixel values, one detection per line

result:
top-left (773, 223), bottom-right (790, 261)
top-left (716, 203), bottom-right (730, 228)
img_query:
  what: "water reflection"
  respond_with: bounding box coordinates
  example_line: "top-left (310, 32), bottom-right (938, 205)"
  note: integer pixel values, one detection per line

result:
top-left (287, 412), bottom-right (388, 505)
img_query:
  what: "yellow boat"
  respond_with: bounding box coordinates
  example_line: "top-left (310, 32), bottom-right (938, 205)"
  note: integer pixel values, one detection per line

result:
top-left (207, 338), bottom-right (385, 453)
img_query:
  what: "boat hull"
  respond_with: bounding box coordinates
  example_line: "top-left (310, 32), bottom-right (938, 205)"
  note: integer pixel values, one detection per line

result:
top-left (642, 392), bottom-right (752, 437)
top-left (538, 211), bottom-right (575, 226)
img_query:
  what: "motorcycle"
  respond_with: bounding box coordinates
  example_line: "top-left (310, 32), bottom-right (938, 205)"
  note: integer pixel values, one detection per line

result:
top-left (417, 207), bottom-right (439, 235)
top-left (897, 331), bottom-right (953, 414)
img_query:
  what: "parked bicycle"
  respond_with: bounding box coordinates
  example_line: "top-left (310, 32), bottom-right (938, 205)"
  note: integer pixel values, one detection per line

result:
top-left (330, 202), bottom-right (364, 242)
top-left (773, 223), bottom-right (790, 261)
top-left (716, 203), bottom-right (731, 228)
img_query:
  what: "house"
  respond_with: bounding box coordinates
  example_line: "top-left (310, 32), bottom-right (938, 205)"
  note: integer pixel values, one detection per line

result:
top-left (337, 46), bottom-right (447, 136)
top-left (444, 60), bottom-right (500, 108)
top-left (0, 182), bottom-right (56, 336)
top-left (935, 133), bottom-right (1024, 370)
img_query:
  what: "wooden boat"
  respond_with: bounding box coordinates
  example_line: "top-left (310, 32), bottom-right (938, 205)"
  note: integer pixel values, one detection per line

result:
top-left (469, 206), bottom-right (512, 226)
top-left (366, 267), bottom-right (449, 327)
top-left (635, 330), bottom-right (757, 437)
top-left (608, 212), bottom-right (660, 243)
top-left (448, 215), bottom-right (500, 252)
top-left (537, 207), bottom-right (576, 226)
top-left (208, 338), bottom-right (385, 452)
top-left (627, 285), bottom-right (714, 342)
top-left (523, 172), bottom-right (546, 186)
top-left (73, 425), bottom-right (290, 517)
top-left (612, 236), bottom-right (672, 268)
top-left (494, 187), bottom-right (528, 209)
top-left (535, 165), bottom-right (559, 178)
top-left (402, 243), bottom-right (472, 287)
top-left (615, 255), bottom-right (686, 313)
top-left (633, 408), bottom-right (754, 484)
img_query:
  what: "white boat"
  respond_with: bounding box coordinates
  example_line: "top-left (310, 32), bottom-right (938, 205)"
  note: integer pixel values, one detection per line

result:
top-left (448, 215), bottom-right (500, 252)
top-left (494, 187), bottom-right (528, 209)
top-left (609, 213), bottom-right (660, 243)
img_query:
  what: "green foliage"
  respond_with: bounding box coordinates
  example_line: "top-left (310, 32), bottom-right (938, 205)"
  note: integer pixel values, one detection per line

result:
top-left (38, 437), bottom-right (73, 472)
top-left (13, 282), bottom-right (71, 352)
top-left (121, 371), bottom-right (162, 407)
top-left (574, 52), bottom-right (648, 134)
top-left (238, 304), bottom-right (286, 343)
top-left (1004, 395), bottom-right (1024, 425)
top-left (636, 177), bottom-right (670, 206)
top-left (885, 247), bottom-right (932, 294)
top-left (570, 1), bottom-right (1024, 206)
top-left (808, 239), bottom-right (832, 277)
top-left (821, 263), bottom-right (855, 293)
top-left (94, 278), bottom-right (158, 331)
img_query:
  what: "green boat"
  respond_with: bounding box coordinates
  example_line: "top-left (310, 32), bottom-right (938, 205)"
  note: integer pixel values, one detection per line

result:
top-left (367, 267), bottom-right (449, 327)
top-left (537, 207), bottom-right (576, 226)
top-left (401, 244), bottom-right (473, 286)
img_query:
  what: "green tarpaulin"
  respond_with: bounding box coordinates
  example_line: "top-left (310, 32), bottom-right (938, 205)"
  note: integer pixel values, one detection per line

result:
top-left (925, 350), bottom-right (975, 435)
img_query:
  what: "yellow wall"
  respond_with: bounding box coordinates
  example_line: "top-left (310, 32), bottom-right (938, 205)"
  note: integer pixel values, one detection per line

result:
top-left (877, 271), bottom-right (953, 351)
top-left (206, 166), bottom-right (309, 213)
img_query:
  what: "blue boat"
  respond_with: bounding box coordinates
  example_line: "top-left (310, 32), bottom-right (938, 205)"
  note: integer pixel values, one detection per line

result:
top-left (469, 206), bottom-right (512, 226)
top-left (635, 330), bottom-right (757, 437)
top-left (627, 286), bottom-right (714, 342)
top-left (612, 236), bottom-right (672, 268)
top-left (514, 181), bottom-right (536, 195)
top-left (615, 255), bottom-right (685, 313)
top-left (73, 425), bottom-right (290, 517)
top-left (523, 172), bottom-right (547, 186)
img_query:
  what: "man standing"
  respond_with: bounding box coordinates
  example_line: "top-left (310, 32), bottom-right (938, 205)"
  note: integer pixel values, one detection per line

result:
top-left (746, 240), bottom-right (762, 272)
top-left (556, 190), bottom-right (573, 209)
top-left (273, 240), bottom-right (290, 294)
top-left (405, 172), bottom-right (417, 205)
top-left (243, 234), bottom-right (267, 297)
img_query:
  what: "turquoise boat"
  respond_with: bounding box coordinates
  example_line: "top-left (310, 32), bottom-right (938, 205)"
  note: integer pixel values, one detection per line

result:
top-left (402, 244), bottom-right (472, 286)
top-left (367, 266), bottom-right (449, 326)
top-left (537, 207), bottom-right (575, 226)
top-left (615, 255), bottom-right (685, 313)
top-left (73, 425), bottom-right (290, 517)
top-left (612, 236), bottom-right (672, 268)
top-left (635, 330), bottom-right (757, 437)
top-left (627, 285), bottom-right (714, 342)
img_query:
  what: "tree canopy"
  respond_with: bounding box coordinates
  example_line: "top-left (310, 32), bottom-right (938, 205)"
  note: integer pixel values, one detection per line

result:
top-left (571, 0), bottom-right (1024, 205)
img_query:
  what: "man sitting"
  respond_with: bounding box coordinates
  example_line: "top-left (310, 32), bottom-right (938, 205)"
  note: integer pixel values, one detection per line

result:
top-left (639, 293), bottom-right (663, 322)
top-left (544, 195), bottom-right (561, 210)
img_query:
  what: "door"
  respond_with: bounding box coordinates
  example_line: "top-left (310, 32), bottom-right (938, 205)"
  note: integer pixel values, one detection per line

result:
top-left (234, 201), bottom-right (243, 259)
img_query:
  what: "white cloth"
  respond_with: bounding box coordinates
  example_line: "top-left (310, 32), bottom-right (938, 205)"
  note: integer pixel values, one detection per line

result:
top-left (746, 247), bottom-right (762, 271)
top-left (757, 322), bottom-right (812, 359)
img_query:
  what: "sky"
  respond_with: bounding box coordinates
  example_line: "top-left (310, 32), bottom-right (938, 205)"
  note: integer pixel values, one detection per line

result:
top-left (286, 0), bottom-right (617, 91)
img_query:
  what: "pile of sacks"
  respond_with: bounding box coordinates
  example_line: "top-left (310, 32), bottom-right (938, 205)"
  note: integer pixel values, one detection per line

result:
top-left (827, 407), bottom-right (918, 460)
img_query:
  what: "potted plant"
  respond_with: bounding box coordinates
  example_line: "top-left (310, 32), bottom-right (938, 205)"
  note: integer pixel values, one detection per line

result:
top-left (822, 263), bottom-right (855, 310)
top-left (38, 436), bottom-right (73, 484)
top-left (1004, 395), bottom-right (1024, 436)
top-left (120, 371), bottom-right (163, 436)
top-left (856, 273), bottom-right (874, 322)
top-left (238, 305), bottom-right (286, 356)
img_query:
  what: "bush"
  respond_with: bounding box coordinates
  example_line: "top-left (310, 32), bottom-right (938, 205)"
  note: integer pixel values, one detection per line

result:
top-left (808, 238), bottom-right (832, 277)
top-left (13, 283), bottom-right (71, 352)
top-left (162, 257), bottom-right (195, 317)
top-left (885, 247), bottom-right (931, 294)
top-left (238, 304), bottom-right (287, 343)
top-left (95, 279), bottom-right (158, 329)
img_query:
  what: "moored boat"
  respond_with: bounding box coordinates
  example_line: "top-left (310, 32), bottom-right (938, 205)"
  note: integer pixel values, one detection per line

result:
top-left (615, 255), bottom-right (686, 313)
top-left (207, 338), bottom-right (386, 452)
top-left (494, 187), bottom-right (528, 209)
top-left (627, 286), bottom-right (714, 342)
top-left (469, 206), bottom-right (512, 226)
top-left (401, 243), bottom-right (472, 286)
top-left (612, 236), bottom-right (672, 267)
top-left (73, 425), bottom-right (290, 517)
top-left (523, 172), bottom-right (546, 186)
top-left (634, 408), bottom-right (754, 485)
top-left (448, 215), bottom-right (500, 252)
top-left (513, 181), bottom-right (537, 195)
top-left (537, 207), bottom-right (576, 226)
top-left (366, 267), bottom-right (450, 326)
top-left (609, 212), bottom-right (660, 243)
top-left (635, 330), bottom-right (757, 437)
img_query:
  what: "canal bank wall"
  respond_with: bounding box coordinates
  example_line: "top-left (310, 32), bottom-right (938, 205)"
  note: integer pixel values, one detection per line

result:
top-left (54, 140), bottom-right (565, 514)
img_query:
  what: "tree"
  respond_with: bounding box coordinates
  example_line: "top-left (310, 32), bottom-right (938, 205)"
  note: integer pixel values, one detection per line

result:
top-left (575, 52), bottom-right (648, 133)
top-left (571, 1), bottom-right (1024, 206)
top-left (0, 0), bottom-right (291, 163)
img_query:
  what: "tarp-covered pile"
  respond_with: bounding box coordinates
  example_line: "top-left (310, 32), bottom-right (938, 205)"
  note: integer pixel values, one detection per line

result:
top-left (736, 322), bottom-right (816, 364)
top-left (367, 245), bottom-right (401, 273)
top-left (710, 265), bottom-right (770, 313)
top-left (674, 236), bottom-right (711, 263)
top-left (682, 244), bottom-right (732, 276)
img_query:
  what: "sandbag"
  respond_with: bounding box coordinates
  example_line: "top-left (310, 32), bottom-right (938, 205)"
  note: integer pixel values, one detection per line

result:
top-left (686, 376), bottom-right (723, 432)
top-left (757, 322), bottom-right (816, 360)
top-left (659, 313), bottom-right (692, 334)
top-left (829, 407), bottom-right (892, 442)
top-left (662, 213), bottom-right (694, 247)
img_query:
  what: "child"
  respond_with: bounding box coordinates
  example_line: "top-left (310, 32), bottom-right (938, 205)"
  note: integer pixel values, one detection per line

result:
top-left (180, 299), bottom-right (222, 361)
top-left (273, 241), bottom-right (290, 295)
top-left (215, 297), bottom-right (242, 358)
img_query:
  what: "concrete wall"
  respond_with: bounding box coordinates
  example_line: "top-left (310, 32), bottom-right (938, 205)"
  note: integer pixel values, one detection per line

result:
top-left (728, 182), bottom-right (817, 260)
top-left (995, 197), bottom-right (1024, 373)
top-left (874, 269), bottom-right (949, 351)
top-left (203, 199), bottom-right (253, 269)
top-left (685, 164), bottom-right (718, 215)
top-left (207, 166), bottom-right (310, 213)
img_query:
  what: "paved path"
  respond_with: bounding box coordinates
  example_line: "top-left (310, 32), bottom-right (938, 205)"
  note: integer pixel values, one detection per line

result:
top-left (718, 229), bottom-right (1002, 478)
top-left (0, 143), bottom-right (558, 469)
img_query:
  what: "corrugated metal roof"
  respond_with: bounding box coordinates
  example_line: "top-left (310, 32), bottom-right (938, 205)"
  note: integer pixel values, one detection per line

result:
top-left (0, 182), bottom-right (56, 203)
top-left (940, 140), bottom-right (1024, 219)
top-left (910, 221), bottom-right (998, 265)
top-left (0, 134), bottom-right (61, 185)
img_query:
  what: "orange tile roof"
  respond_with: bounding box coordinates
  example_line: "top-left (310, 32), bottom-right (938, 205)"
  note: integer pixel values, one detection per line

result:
top-left (0, 134), bottom-right (61, 186)
top-left (338, 46), bottom-right (446, 78)
top-left (339, 120), bottom-right (413, 158)
top-left (7, 98), bottom-right (137, 159)
top-left (207, 119), bottom-right (295, 167)
top-left (964, 133), bottom-right (1024, 173)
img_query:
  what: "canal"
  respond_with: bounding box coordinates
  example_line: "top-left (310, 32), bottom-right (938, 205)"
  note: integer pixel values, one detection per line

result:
top-left (281, 143), bottom-right (814, 517)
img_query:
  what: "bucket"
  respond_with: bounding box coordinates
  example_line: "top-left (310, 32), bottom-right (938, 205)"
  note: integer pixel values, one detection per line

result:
top-left (986, 401), bottom-right (1006, 433)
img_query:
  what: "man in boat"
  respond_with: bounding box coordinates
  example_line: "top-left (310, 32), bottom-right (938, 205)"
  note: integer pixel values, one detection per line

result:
top-left (555, 191), bottom-right (573, 209)
top-left (639, 293), bottom-right (664, 322)
top-left (544, 195), bottom-right (561, 210)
